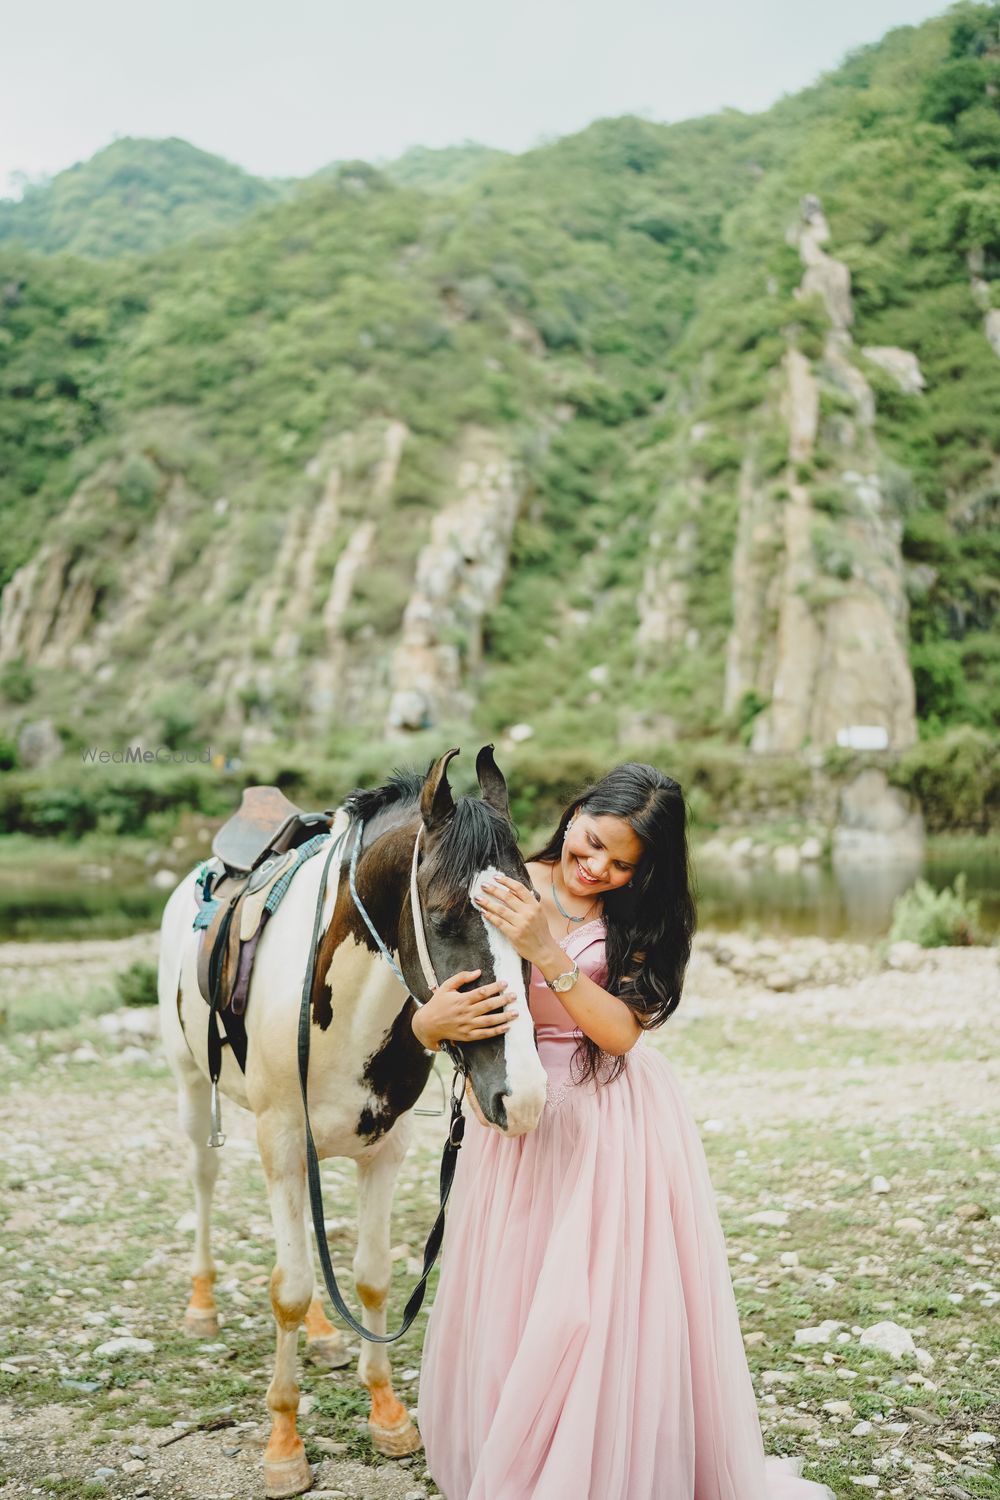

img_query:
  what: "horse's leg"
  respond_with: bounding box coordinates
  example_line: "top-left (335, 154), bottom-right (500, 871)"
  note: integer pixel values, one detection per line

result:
top-left (302, 1219), bottom-right (351, 1368)
top-left (354, 1123), bottom-right (422, 1458)
top-left (177, 1068), bottom-right (221, 1336)
top-left (259, 1126), bottom-right (315, 1500)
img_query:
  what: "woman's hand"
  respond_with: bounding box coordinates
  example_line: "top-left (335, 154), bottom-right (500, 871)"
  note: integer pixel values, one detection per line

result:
top-left (473, 873), bottom-right (563, 969)
top-left (411, 969), bottom-right (517, 1052)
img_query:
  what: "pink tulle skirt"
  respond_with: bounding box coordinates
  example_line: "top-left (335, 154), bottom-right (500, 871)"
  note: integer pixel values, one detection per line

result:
top-left (417, 1036), bottom-right (834, 1500)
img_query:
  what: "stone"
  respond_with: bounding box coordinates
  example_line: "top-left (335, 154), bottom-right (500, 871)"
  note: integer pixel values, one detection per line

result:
top-left (799, 836), bottom-right (823, 861)
top-left (92, 1337), bottom-right (155, 1359)
top-left (823, 1401), bottom-right (853, 1416)
top-left (860, 346), bottom-right (926, 394)
top-left (887, 942), bottom-right (924, 972)
top-left (833, 770), bottom-right (924, 865)
top-left (121, 1459), bottom-right (146, 1474)
top-left (954, 1203), bottom-right (986, 1223)
top-left (795, 1320), bottom-right (842, 1346)
top-left (963, 1433), bottom-right (996, 1447)
top-left (746, 1210), bottom-right (790, 1228)
top-left (17, 718), bottom-right (64, 768)
top-left (852, 1421), bottom-right (874, 1436)
top-left (858, 1322), bottom-right (915, 1359)
top-left (871, 1176), bottom-right (891, 1195)
top-left (893, 1218), bottom-right (925, 1234)
top-left (780, 1252), bottom-right (800, 1268)
top-left (848, 1476), bottom-right (879, 1488)
top-left (506, 723), bottom-right (534, 743)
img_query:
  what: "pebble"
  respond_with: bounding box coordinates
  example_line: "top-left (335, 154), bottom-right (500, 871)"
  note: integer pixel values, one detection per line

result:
top-left (121, 1459), bottom-right (146, 1474)
top-left (795, 1320), bottom-right (842, 1345)
top-left (823, 1401), bottom-right (853, 1416)
top-left (852, 1421), bottom-right (874, 1436)
top-left (903, 1405), bottom-right (943, 1426)
top-left (858, 1322), bottom-right (914, 1359)
top-left (92, 1336), bottom-right (155, 1359)
top-left (848, 1479), bottom-right (879, 1490)
top-left (963, 1432), bottom-right (996, 1447)
top-left (746, 1210), bottom-right (790, 1228)
top-left (893, 1218), bottom-right (924, 1233)
top-left (955, 1203), bottom-right (986, 1222)
top-left (871, 1175), bottom-right (891, 1194)
top-left (780, 1251), bottom-right (800, 1267)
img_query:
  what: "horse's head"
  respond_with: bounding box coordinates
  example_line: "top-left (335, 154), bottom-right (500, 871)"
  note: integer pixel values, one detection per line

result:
top-left (402, 745), bottom-right (547, 1137)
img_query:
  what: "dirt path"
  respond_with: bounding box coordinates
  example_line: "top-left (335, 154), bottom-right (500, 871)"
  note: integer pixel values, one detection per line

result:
top-left (1, 932), bottom-right (997, 1499)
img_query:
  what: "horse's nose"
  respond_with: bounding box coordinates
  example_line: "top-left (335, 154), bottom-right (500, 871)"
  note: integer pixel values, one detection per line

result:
top-left (487, 1089), bottom-right (509, 1131)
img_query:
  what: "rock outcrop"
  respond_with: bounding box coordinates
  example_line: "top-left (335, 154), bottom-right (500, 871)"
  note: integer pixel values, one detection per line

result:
top-left (386, 429), bottom-right (523, 731)
top-left (725, 196), bottom-right (918, 755)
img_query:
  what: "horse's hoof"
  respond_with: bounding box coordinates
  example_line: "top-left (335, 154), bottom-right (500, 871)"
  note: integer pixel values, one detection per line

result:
top-left (369, 1414), bottom-right (422, 1458)
top-left (183, 1306), bottom-right (220, 1337)
top-left (305, 1335), bottom-right (351, 1369)
top-left (264, 1450), bottom-right (313, 1498)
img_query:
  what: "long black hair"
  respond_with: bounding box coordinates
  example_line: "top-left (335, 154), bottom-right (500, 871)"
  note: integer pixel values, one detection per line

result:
top-left (528, 762), bottom-right (697, 1086)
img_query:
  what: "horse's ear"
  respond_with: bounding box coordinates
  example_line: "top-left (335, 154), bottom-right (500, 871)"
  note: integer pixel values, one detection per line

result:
top-left (421, 747), bottom-right (460, 830)
top-left (476, 743), bottom-right (510, 820)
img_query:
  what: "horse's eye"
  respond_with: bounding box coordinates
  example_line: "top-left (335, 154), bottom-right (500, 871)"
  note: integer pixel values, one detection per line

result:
top-left (428, 912), bottom-right (457, 937)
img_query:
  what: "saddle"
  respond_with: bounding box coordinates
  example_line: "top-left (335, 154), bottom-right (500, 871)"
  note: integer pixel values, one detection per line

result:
top-left (194, 788), bottom-right (334, 1054)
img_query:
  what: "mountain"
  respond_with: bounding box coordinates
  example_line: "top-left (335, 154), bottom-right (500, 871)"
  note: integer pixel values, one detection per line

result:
top-left (0, 137), bottom-right (287, 259)
top-left (0, 3), bottom-right (997, 826)
top-left (381, 142), bottom-right (510, 193)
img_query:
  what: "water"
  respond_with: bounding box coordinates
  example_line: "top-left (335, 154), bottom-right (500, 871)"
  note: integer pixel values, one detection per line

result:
top-left (0, 846), bottom-right (997, 944)
top-left (695, 846), bottom-right (1000, 941)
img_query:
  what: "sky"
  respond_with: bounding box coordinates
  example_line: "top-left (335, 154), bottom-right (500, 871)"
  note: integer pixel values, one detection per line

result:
top-left (2, 0), bottom-right (951, 195)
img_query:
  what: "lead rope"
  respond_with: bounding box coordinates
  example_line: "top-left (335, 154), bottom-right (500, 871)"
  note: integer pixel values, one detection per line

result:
top-left (298, 818), bottom-right (467, 1343)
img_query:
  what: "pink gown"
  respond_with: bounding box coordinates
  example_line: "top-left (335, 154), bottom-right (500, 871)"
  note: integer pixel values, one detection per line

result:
top-left (417, 918), bottom-right (834, 1500)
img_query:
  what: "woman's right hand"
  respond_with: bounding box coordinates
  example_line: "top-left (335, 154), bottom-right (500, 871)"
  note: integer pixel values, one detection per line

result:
top-left (411, 969), bottom-right (517, 1052)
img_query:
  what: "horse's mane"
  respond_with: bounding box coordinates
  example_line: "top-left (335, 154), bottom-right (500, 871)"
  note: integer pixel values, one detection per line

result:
top-left (343, 768), bottom-right (424, 824)
top-left (344, 765), bottom-right (515, 908)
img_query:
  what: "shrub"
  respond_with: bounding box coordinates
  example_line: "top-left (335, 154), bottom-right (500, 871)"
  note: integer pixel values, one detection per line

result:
top-left (890, 725), bottom-right (999, 831)
top-left (116, 960), bottom-right (159, 1007)
top-left (889, 871), bottom-right (982, 947)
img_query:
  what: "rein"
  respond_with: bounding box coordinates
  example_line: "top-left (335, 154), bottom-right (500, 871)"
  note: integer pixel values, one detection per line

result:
top-left (297, 818), bottom-right (467, 1344)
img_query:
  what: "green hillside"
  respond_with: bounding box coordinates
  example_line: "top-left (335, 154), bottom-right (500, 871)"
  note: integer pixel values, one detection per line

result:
top-left (0, 137), bottom-right (287, 259)
top-left (0, 2), bottom-right (997, 830)
top-left (382, 142), bottom-right (510, 193)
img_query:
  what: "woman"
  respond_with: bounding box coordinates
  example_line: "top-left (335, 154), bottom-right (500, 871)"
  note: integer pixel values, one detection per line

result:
top-left (412, 763), bottom-right (833, 1500)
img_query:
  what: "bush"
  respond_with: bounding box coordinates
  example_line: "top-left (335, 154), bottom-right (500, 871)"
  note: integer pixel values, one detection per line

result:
top-left (116, 960), bottom-right (159, 1007)
top-left (889, 871), bottom-right (983, 947)
top-left (890, 726), bottom-right (1000, 832)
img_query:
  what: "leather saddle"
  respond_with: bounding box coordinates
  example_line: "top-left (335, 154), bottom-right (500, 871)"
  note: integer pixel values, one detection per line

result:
top-left (195, 787), bottom-right (333, 1034)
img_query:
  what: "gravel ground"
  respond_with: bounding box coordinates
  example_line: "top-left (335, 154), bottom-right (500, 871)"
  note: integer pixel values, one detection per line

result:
top-left (0, 930), bottom-right (997, 1500)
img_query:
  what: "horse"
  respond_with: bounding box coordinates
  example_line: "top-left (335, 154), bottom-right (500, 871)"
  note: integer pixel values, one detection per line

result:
top-left (157, 745), bottom-right (548, 1498)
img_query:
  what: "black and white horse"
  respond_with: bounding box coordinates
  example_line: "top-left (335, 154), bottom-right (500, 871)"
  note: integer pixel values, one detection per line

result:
top-left (158, 746), bottom-right (547, 1498)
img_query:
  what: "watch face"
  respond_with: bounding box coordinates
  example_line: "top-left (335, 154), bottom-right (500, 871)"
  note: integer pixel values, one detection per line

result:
top-left (552, 968), bottom-right (577, 992)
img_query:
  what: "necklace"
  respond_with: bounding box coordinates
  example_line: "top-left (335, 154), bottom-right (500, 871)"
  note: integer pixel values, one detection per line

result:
top-left (550, 867), bottom-right (598, 925)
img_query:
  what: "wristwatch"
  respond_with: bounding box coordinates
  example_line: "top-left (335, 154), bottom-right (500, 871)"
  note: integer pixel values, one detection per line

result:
top-left (546, 962), bottom-right (580, 994)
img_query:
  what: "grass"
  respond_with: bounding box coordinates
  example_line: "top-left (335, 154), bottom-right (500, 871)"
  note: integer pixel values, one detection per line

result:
top-left (0, 935), bottom-right (997, 1498)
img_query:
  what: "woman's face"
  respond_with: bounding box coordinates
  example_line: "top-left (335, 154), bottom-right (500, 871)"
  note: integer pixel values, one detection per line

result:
top-left (561, 809), bottom-right (644, 898)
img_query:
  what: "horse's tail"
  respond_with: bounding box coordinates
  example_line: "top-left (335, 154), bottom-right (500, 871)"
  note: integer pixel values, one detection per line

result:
top-left (157, 868), bottom-right (200, 1054)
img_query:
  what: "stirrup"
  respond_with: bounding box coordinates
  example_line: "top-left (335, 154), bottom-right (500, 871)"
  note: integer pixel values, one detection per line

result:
top-left (208, 1079), bottom-right (226, 1148)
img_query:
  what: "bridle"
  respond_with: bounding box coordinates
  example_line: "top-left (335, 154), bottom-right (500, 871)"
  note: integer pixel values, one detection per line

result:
top-left (297, 815), bottom-right (467, 1343)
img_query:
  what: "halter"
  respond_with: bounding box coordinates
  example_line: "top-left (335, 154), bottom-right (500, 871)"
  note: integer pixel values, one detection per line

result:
top-left (346, 817), bottom-right (439, 999)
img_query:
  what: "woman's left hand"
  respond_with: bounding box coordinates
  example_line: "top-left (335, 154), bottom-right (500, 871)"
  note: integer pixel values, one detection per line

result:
top-left (473, 873), bottom-right (561, 968)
